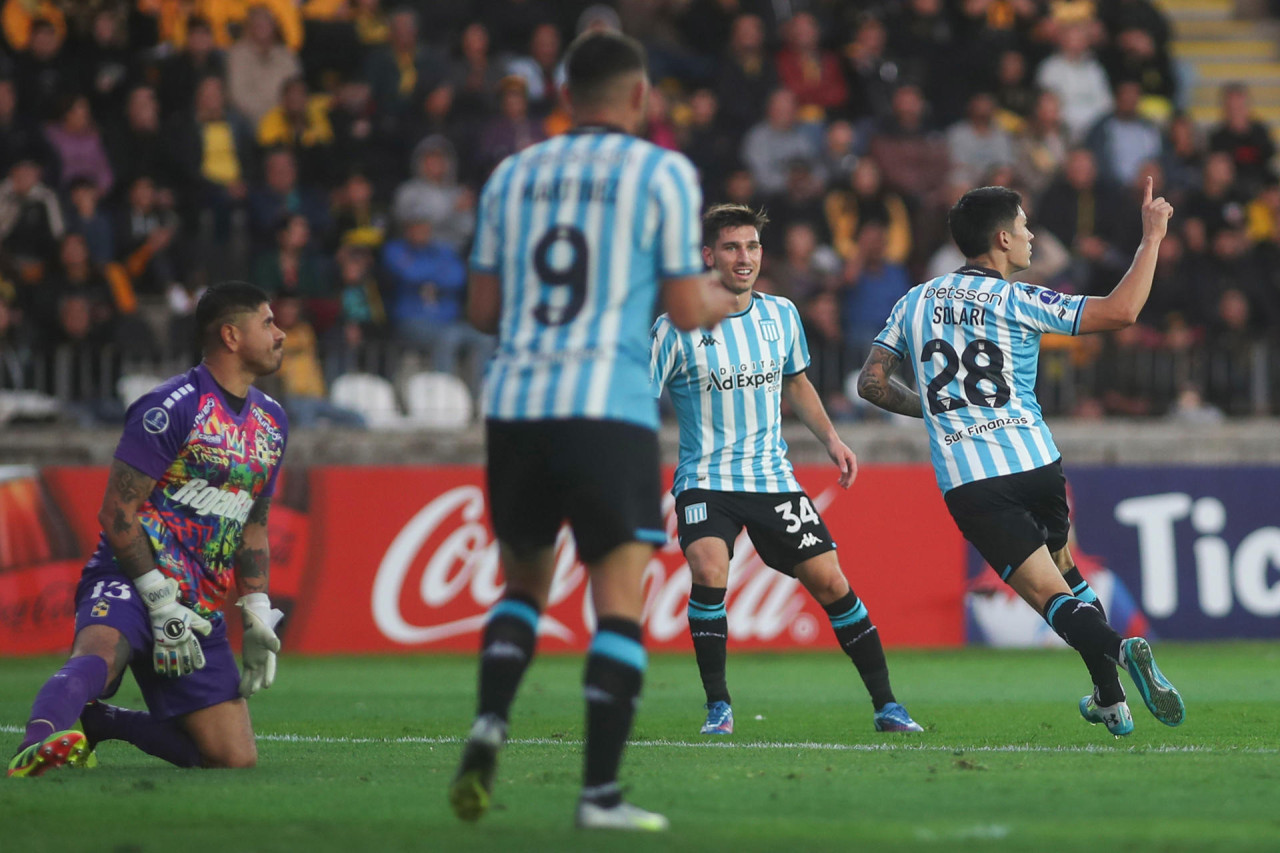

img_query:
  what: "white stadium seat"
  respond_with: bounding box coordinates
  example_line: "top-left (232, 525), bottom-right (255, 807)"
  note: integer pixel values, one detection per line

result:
top-left (329, 372), bottom-right (405, 430)
top-left (117, 374), bottom-right (167, 408)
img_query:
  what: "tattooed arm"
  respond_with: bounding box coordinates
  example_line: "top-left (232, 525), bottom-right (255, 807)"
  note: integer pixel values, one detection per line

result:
top-left (856, 345), bottom-right (924, 418)
top-left (97, 459), bottom-right (160, 580)
top-left (236, 497), bottom-right (272, 596)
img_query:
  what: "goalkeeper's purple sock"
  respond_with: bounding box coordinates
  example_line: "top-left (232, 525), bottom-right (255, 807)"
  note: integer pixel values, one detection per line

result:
top-left (79, 702), bottom-right (202, 767)
top-left (19, 655), bottom-right (108, 751)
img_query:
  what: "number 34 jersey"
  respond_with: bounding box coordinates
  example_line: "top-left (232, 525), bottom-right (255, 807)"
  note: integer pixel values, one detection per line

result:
top-left (872, 266), bottom-right (1088, 493)
top-left (470, 128), bottom-right (704, 430)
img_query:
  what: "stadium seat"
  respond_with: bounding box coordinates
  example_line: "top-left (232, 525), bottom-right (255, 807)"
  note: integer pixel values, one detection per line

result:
top-left (329, 373), bottom-right (406, 430)
top-left (117, 374), bottom-right (167, 408)
top-left (401, 371), bottom-right (473, 429)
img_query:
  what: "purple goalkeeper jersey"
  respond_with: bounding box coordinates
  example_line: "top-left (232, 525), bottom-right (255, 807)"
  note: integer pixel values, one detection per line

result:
top-left (86, 364), bottom-right (289, 619)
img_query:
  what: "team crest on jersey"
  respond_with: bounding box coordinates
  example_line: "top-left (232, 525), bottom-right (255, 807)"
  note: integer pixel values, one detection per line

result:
top-left (759, 320), bottom-right (780, 342)
top-left (143, 407), bottom-right (169, 434)
top-left (91, 599), bottom-right (110, 617)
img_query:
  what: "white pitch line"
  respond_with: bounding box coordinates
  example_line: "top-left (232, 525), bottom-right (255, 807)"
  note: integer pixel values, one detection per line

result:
top-left (1, 724), bottom-right (1273, 755)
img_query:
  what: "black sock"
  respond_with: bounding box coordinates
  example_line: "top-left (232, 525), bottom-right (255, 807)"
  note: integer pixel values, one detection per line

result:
top-left (476, 593), bottom-right (540, 723)
top-left (582, 617), bottom-right (645, 808)
top-left (824, 591), bottom-right (895, 710)
top-left (1043, 593), bottom-right (1123, 694)
top-left (687, 584), bottom-right (730, 705)
top-left (1063, 567), bottom-right (1107, 622)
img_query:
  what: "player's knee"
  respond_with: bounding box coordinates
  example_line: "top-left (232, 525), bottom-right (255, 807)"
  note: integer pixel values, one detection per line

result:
top-left (201, 741), bottom-right (257, 769)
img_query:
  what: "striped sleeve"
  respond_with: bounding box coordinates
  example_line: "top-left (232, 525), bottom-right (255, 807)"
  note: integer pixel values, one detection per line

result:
top-left (872, 292), bottom-right (910, 357)
top-left (649, 315), bottom-right (683, 397)
top-left (469, 156), bottom-right (515, 273)
top-left (652, 152), bottom-right (704, 278)
top-left (1010, 283), bottom-right (1087, 335)
top-left (783, 299), bottom-right (810, 374)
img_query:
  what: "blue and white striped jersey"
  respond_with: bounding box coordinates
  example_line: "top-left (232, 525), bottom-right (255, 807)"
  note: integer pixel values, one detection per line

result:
top-left (873, 266), bottom-right (1087, 492)
top-left (651, 292), bottom-right (809, 496)
top-left (470, 127), bottom-right (704, 430)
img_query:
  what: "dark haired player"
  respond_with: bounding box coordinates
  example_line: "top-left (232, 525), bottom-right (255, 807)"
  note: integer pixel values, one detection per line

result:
top-left (857, 179), bottom-right (1184, 736)
top-left (9, 281), bottom-right (289, 775)
top-left (651, 203), bottom-right (921, 737)
top-left (449, 30), bottom-right (734, 830)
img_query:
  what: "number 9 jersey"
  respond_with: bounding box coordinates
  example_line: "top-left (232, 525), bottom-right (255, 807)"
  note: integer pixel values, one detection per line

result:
top-left (469, 128), bottom-right (704, 430)
top-left (872, 265), bottom-right (1088, 493)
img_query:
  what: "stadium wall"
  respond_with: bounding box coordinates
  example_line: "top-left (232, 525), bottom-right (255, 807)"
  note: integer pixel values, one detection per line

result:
top-left (2, 454), bottom-right (1277, 655)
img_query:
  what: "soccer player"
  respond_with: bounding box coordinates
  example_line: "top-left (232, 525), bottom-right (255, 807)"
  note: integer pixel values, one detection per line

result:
top-left (651, 204), bottom-right (922, 737)
top-left (8, 281), bottom-right (289, 776)
top-left (448, 31), bottom-right (735, 831)
top-left (856, 179), bottom-right (1184, 736)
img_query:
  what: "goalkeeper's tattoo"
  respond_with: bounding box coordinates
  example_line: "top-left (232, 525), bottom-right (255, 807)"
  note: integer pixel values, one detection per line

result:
top-left (856, 346), bottom-right (924, 418)
top-left (101, 459), bottom-right (158, 580)
top-left (247, 495), bottom-right (271, 526)
top-left (236, 497), bottom-right (272, 595)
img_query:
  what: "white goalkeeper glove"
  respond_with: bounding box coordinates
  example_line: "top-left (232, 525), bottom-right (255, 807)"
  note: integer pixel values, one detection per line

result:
top-left (134, 569), bottom-right (213, 678)
top-left (237, 593), bottom-right (283, 699)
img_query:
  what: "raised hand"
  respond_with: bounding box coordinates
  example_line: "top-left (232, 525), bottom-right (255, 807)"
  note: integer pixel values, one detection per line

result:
top-left (1141, 175), bottom-right (1174, 243)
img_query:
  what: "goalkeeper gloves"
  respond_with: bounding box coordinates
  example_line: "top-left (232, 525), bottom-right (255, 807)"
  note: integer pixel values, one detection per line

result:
top-left (134, 569), bottom-right (213, 678)
top-left (237, 593), bottom-right (283, 699)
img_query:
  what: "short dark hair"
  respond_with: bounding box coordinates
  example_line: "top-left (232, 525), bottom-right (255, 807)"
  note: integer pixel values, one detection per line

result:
top-left (702, 203), bottom-right (769, 247)
top-left (564, 31), bottom-right (647, 106)
top-left (948, 186), bottom-right (1022, 259)
top-left (195, 280), bottom-right (270, 351)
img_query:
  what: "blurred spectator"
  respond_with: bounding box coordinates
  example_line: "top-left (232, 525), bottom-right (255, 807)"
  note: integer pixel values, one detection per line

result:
top-left (37, 233), bottom-right (120, 339)
top-left (506, 21), bottom-right (563, 118)
top-left (1013, 89), bottom-right (1069, 197)
top-left (775, 12), bottom-right (847, 122)
top-left (64, 178), bottom-right (114, 265)
top-left (166, 75), bottom-right (252, 242)
top-left (0, 159), bottom-right (63, 280)
top-left (741, 88), bottom-right (819, 198)
top-left (13, 17), bottom-right (72, 120)
top-left (382, 213), bottom-right (493, 395)
top-left (253, 213), bottom-right (333, 305)
top-left (645, 86), bottom-right (678, 150)
top-left (324, 243), bottom-right (389, 383)
top-left (992, 49), bottom-right (1037, 127)
top-left (37, 292), bottom-right (122, 424)
top-left (44, 94), bottom-right (114, 197)
top-left (1100, 23), bottom-right (1175, 117)
top-left (392, 135), bottom-right (474, 253)
top-left (256, 75), bottom-right (335, 186)
top-left (0, 297), bottom-right (37, 391)
top-left (271, 294), bottom-right (366, 428)
top-left (947, 91), bottom-right (1015, 186)
top-left (1205, 286), bottom-right (1262, 415)
top-left (328, 78), bottom-right (382, 180)
top-left (364, 7), bottom-right (446, 118)
top-left (886, 0), bottom-right (948, 109)
top-left (1166, 382), bottom-right (1224, 425)
top-left (151, 0), bottom-right (303, 52)
top-left (1208, 82), bottom-right (1277, 195)
top-left (867, 82), bottom-right (948, 208)
top-left (1036, 147), bottom-right (1134, 295)
top-left (843, 14), bottom-right (899, 125)
top-left (768, 159), bottom-right (829, 243)
top-left (838, 221), bottom-right (911, 354)
top-left (1, 0), bottom-right (64, 52)
top-left (679, 88), bottom-right (736, 201)
top-left (332, 170), bottom-right (389, 251)
top-left (114, 175), bottom-right (183, 297)
top-left (714, 13), bottom-right (778, 136)
top-left (768, 221), bottom-right (837, 305)
top-left (156, 15), bottom-right (226, 119)
top-left (0, 76), bottom-right (53, 176)
top-left (799, 289), bottom-right (857, 420)
top-left (449, 21), bottom-right (505, 122)
top-left (1034, 22), bottom-right (1113, 142)
top-left (227, 5), bottom-right (303, 127)
top-left (1181, 152), bottom-right (1247, 255)
top-left (1160, 111), bottom-right (1206, 205)
top-left (105, 85), bottom-right (170, 205)
top-left (825, 157), bottom-right (911, 268)
top-left (815, 119), bottom-right (859, 190)
top-left (475, 75), bottom-right (545, 180)
top-left (76, 7), bottom-right (132, 121)
top-left (395, 81), bottom-right (470, 181)
top-left (480, 0), bottom-right (555, 56)
top-left (247, 148), bottom-right (331, 251)
top-left (1084, 78), bottom-right (1163, 187)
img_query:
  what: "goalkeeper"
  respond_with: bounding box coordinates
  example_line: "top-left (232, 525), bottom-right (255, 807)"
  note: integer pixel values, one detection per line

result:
top-left (9, 282), bottom-right (289, 776)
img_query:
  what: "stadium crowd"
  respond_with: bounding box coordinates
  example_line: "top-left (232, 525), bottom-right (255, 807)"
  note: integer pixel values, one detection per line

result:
top-left (1, 0), bottom-right (1279, 428)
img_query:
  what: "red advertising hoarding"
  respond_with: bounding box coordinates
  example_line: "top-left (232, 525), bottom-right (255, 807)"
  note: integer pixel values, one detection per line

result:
top-left (1, 465), bottom-right (967, 655)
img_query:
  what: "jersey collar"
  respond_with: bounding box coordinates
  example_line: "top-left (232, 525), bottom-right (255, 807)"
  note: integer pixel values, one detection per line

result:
top-left (568, 123), bottom-right (630, 136)
top-left (955, 264), bottom-right (1004, 280)
top-left (726, 292), bottom-right (758, 318)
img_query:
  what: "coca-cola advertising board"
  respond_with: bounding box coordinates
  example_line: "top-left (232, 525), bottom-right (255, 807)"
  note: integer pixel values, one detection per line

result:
top-left (286, 465), bottom-right (966, 653)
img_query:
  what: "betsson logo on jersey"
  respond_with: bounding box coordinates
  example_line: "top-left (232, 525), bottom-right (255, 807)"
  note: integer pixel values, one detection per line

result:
top-left (168, 478), bottom-right (254, 523)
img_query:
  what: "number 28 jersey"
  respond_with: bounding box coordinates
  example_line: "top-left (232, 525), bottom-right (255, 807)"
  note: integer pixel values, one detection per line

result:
top-left (872, 266), bottom-right (1087, 493)
top-left (470, 128), bottom-right (704, 430)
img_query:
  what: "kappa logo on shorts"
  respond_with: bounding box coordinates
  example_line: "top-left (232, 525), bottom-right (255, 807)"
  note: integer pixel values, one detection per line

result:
top-left (685, 502), bottom-right (708, 524)
top-left (760, 319), bottom-right (780, 342)
top-left (90, 599), bottom-right (110, 618)
top-left (798, 532), bottom-right (823, 549)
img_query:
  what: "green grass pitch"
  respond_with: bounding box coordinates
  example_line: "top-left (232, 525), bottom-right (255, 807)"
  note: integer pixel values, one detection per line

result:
top-left (3, 643), bottom-right (1277, 852)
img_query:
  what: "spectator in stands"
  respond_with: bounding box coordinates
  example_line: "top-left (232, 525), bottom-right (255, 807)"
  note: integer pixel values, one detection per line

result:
top-left (1208, 82), bottom-right (1277, 195)
top-left (105, 85), bottom-right (170, 206)
top-left (1205, 284), bottom-right (1263, 415)
top-left (256, 75), bottom-right (335, 186)
top-left (64, 178), bottom-right (113, 265)
top-left (0, 158), bottom-right (63, 282)
top-left (364, 6), bottom-right (446, 118)
top-left (332, 170), bottom-right (388, 252)
top-left (838, 221), bottom-right (910, 356)
top-left (474, 74), bottom-right (544, 180)
top-left (1013, 89), bottom-right (1070, 198)
top-left (12, 17), bottom-right (72, 120)
top-left (38, 291), bottom-right (122, 424)
top-left (768, 220), bottom-right (838, 305)
top-left (1161, 111), bottom-right (1206, 205)
top-left (867, 82), bottom-right (948, 209)
top-left (1034, 21), bottom-right (1113, 142)
top-left (1085, 78), bottom-right (1164, 188)
top-left (271, 294), bottom-right (366, 428)
top-left (824, 156), bottom-right (911, 269)
top-left (1036, 147), bottom-right (1135, 295)
top-left (1100, 23), bottom-right (1176, 118)
top-left (44, 94), bottom-right (113, 197)
top-left (714, 13), bottom-right (778, 136)
top-left (0, 76), bottom-right (52, 177)
top-left (77, 7), bottom-right (132, 121)
top-left (392, 134), bottom-right (474, 254)
top-left (1181, 151), bottom-right (1248, 255)
top-left (247, 147), bottom-right (331, 251)
top-left (157, 15), bottom-right (225, 119)
top-left (253, 211), bottom-right (333, 307)
top-left (165, 74), bottom-right (252, 243)
top-left (798, 288), bottom-right (857, 420)
top-left (382, 209), bottom-right (493, 396)
top-left (227, 4), bottom-right (302, 127)
top-left (843, 14), bottom-right (898, 124)
top-left (741, 88), bottom-right (819, 198)
top-left (1, 0), bottom-right (63, 53)
top-left (0, 297), bottom-right (37, 392)
top-left (480, 0), bottom-right (555, 56)
top-left (328, 78), bottom-right (381, 180)
top-left (679, 88), bottom-right (736, 201)
top-left (449, 21), bottom-right (505, 122)
top-left (815, 119), bottom-right (859, 190)
top-left (39, 232), bottom-right (154, 362)
top-left (992, 49), bottom-right (1037, 127)
top-left (775, 12), bottom-right (847, 123)
top-left (506, 21), bottom-right (563, 118)
top-left (644, 85), bottom-right (678, 150)
top-left (886, 0), bottom-right (949, 109)
top-left (324, 243), bottom-right (389, 384)
top-left (946, 91), bottom-right (1015, 187)
top-left (768, 159), bottom-right (829, 244)
top-left (113, 174), bottom-right (183, 297)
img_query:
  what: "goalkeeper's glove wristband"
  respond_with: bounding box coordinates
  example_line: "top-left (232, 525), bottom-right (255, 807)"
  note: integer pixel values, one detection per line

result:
top-left (134, 569), bottom-right (213, 678)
